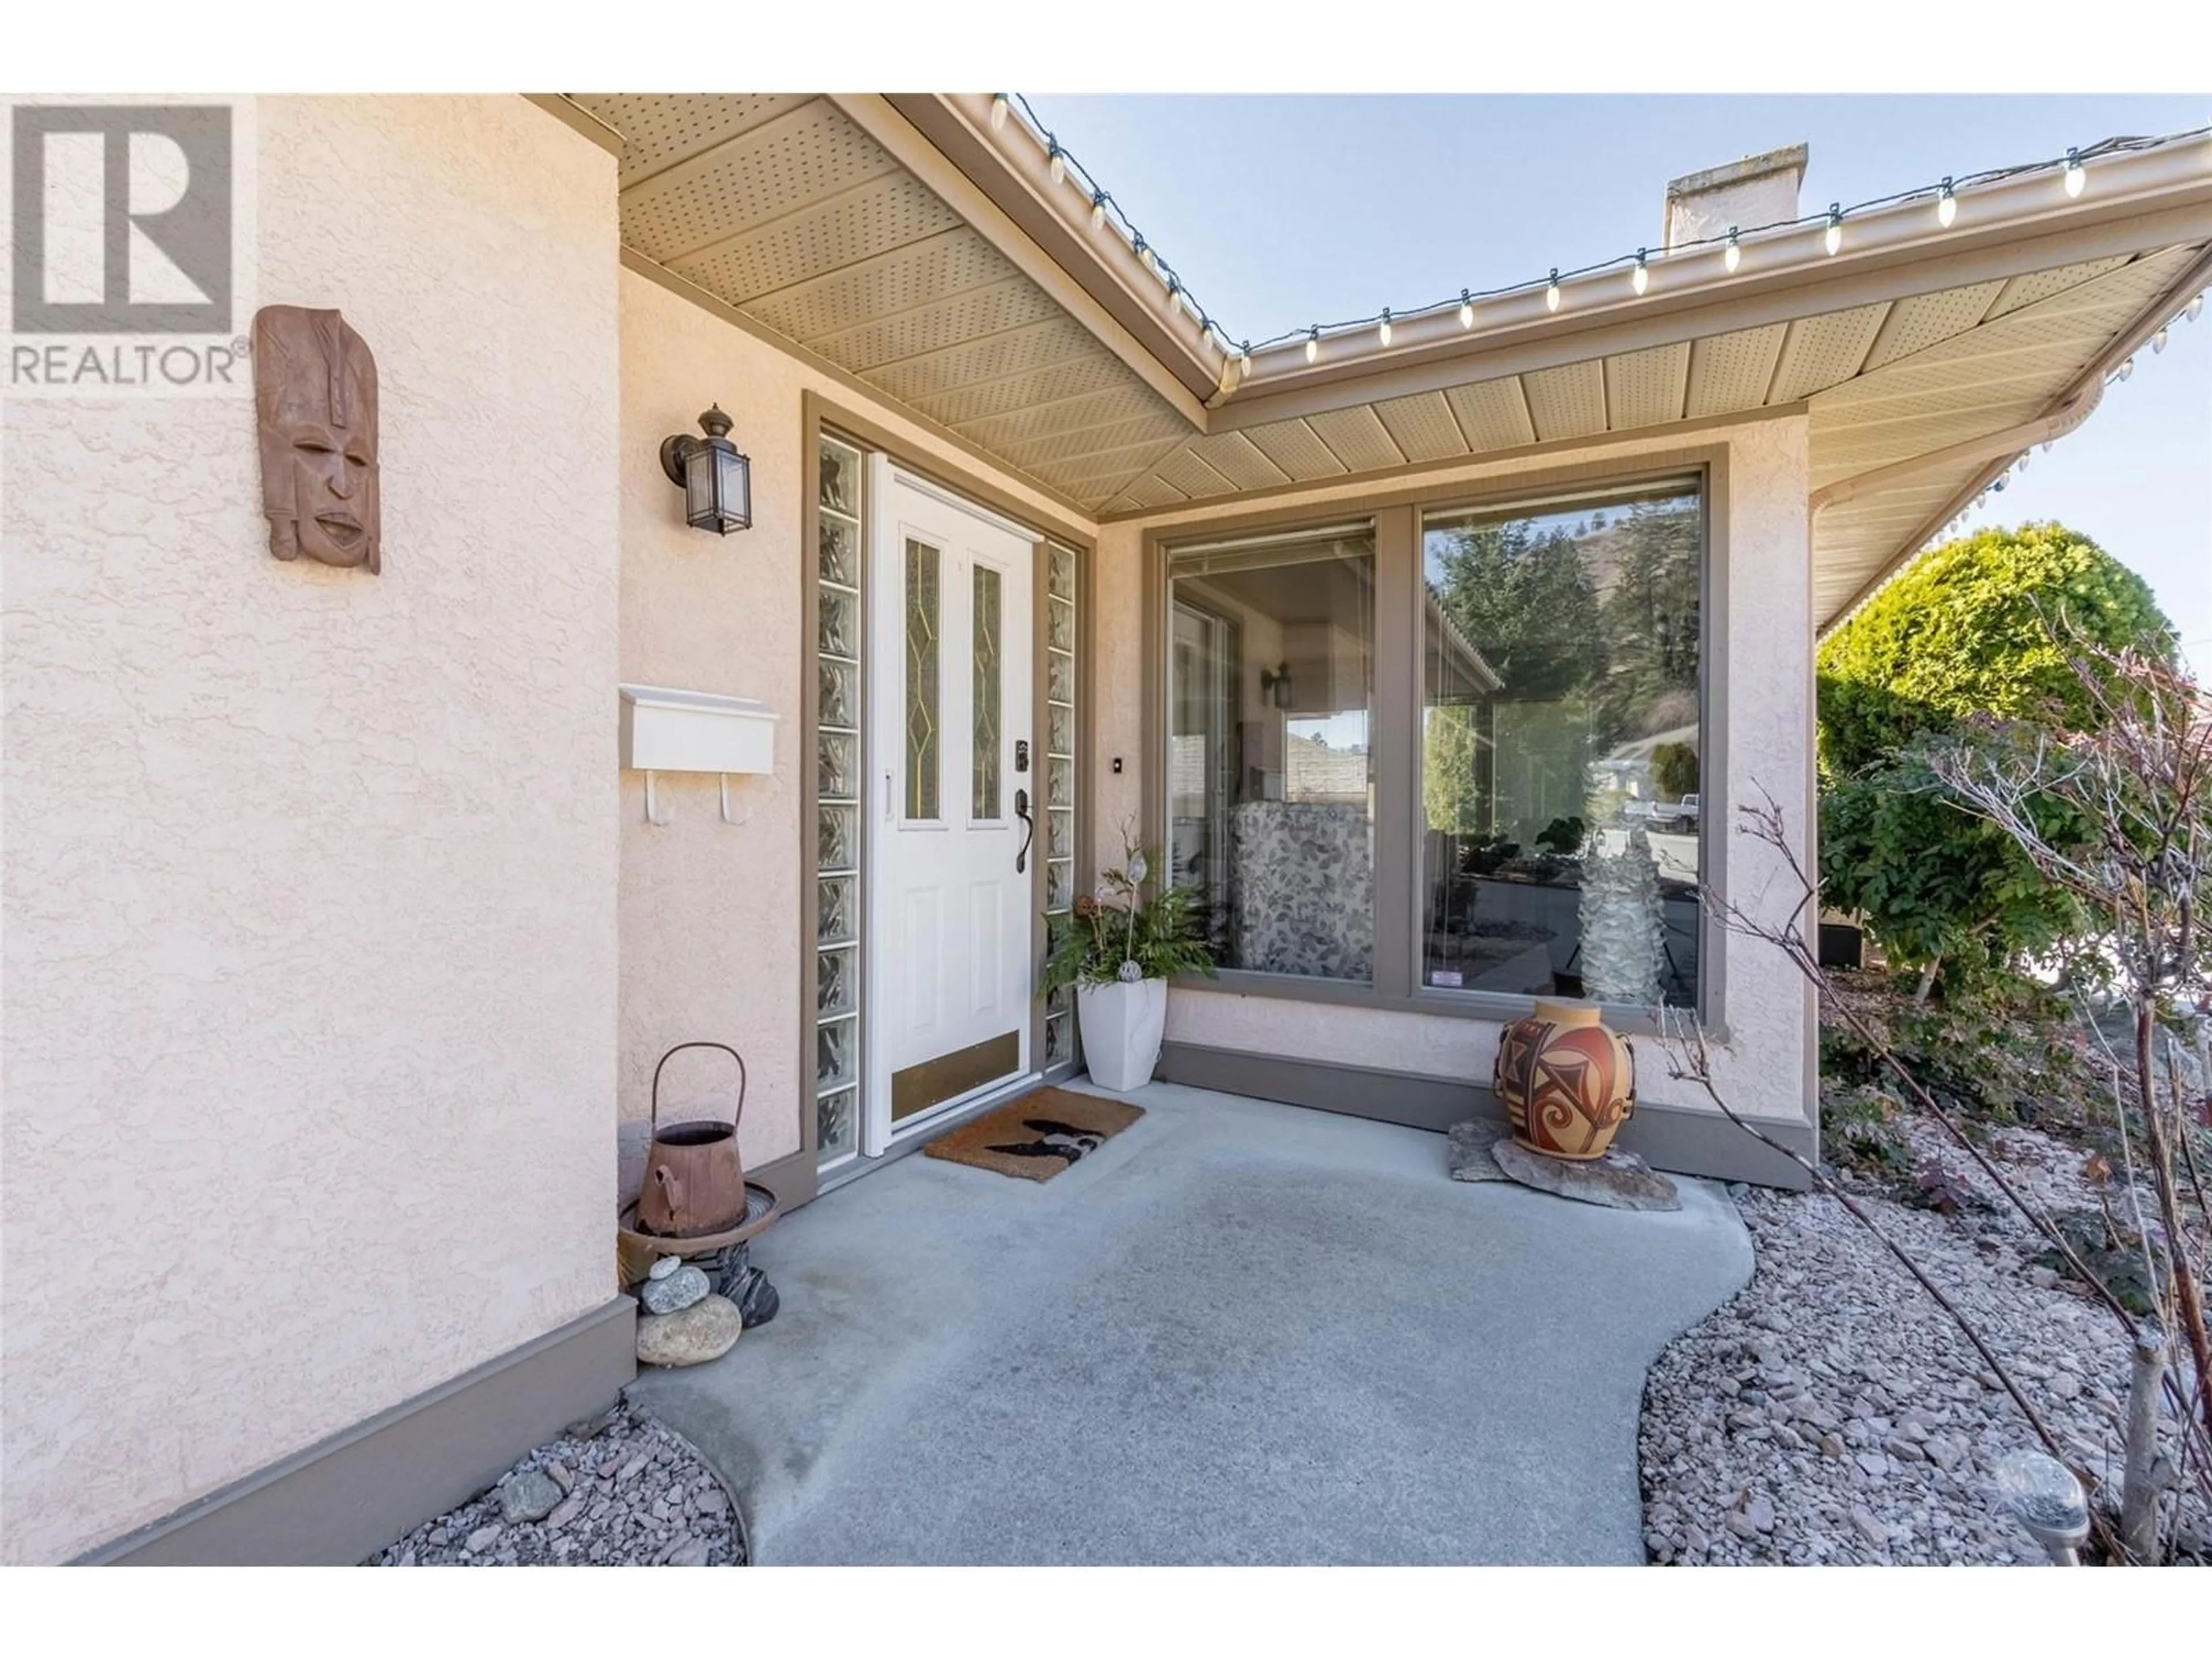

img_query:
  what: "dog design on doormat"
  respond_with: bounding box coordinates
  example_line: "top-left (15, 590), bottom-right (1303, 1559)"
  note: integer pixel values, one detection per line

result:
top-left (985, 1118), bottom-right (1108, 1166)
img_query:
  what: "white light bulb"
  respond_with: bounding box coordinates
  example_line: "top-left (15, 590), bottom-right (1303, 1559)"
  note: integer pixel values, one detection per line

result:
top-left (1236, 343), bottom-right (1251, 381)
top-left (1137, 240), bottom-right (1154, 274)
top-left (1459, 291), bottom-right (1475, 329)
top-left (2188, 293), bottom-right (2205, 321)
top-left (1378, 311), bottom-right (1392, 347)
top-left (2063, 149), bottom-right (2085, 198)
top-left (1937, 179), bottom-right (1957, 228)
top-left (1090, 195), bottom-right (1106, 231)
top-left (1631, 251), bottom-right (1649, 295)
top-left (1723, 230), bottom-right (1741, 273)
top-left (1048, 149), bottom-right (1065, 186)
top-left (2153, 327), bottom-right (2169, 354)
top-left (1305, 330), bottom-right (1319, 365)
top-left (1546, 269), bottom-right (1562, 312)
top-left (1824, 206), bottom-right (1843, 256)
top-left (2116, 357), bottom-right (2134, 381)
top-left (990, 94), bottom-right (1010, 132)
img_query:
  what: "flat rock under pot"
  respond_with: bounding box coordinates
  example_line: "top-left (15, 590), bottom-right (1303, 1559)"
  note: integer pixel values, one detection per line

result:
top-left (1445, 1119), bottom-right (1513, 1183)
top-left (1491, 1135), bottom-right (1681, 1212)
top-left (637, 1294), bottom-right (744, 1367)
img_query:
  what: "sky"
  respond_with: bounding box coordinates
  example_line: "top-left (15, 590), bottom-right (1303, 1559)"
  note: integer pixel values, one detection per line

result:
top-left (1028, 95), bottom-right (2212, 671)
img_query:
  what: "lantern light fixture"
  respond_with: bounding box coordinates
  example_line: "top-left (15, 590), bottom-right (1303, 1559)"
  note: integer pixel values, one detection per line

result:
top-left (660, 404), bottom-right (752, 536)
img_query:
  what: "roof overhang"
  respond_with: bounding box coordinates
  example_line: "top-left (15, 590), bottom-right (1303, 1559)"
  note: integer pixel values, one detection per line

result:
top-left (554, 93), bottom-right (2210, 627)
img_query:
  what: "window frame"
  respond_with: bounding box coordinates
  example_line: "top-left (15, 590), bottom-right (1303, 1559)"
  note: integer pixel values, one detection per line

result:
top-left (1141, 447), bottom-right (1729, 1040)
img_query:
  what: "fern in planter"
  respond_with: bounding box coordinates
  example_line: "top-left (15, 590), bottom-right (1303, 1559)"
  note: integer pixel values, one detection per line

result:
top-left (1040, 835), bottom-right (1217, 997)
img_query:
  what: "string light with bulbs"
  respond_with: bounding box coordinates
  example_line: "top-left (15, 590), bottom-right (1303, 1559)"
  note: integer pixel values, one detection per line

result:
top-left (988, 98), bottom-right (2210, 384)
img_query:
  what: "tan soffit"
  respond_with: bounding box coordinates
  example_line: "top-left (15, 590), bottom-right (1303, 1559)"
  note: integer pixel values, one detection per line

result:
top-left (569, 92), bottom-right (1202, 513)
top-left (1099, 241), bottom-right (2210, 631)
top-left (563, 96), bottom-right (2209, 624)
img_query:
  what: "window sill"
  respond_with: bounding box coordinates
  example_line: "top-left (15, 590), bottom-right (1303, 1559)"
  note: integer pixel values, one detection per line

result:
top-left (1172, 969), bottom-right (1722, 1044)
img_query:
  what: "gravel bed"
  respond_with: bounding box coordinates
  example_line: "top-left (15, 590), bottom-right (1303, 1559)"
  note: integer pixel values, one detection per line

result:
top-left (368, 1404), bottom-right (743, 1566)
top-left (1639, 1119), bottom-right (2207, 1565)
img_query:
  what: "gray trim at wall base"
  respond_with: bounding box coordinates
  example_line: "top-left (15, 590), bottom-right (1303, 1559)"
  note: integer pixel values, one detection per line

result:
top-left (1154, 1041), bottom-right (1813, 1191)
top-left (77, 1297), bottom-right (637, 1566)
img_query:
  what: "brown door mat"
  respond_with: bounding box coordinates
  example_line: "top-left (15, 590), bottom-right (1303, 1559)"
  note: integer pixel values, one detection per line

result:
top-left (921, 1088), bottom-right (1145, 1181)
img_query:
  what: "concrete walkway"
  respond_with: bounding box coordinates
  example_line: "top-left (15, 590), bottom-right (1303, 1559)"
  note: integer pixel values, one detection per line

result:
top-left (626, 1082), bottom-right (1751, 1565)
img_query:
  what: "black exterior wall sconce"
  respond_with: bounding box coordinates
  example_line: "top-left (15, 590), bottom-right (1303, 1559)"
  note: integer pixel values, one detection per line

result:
top-left (1261, 662), bottom-right (1297, 710)
top-left (660, 404), bottom-right (752, 535)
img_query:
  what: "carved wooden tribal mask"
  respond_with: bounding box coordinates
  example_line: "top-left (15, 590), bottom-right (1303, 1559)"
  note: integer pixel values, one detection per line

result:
top-left (253, 305), bottom-right (380, 572)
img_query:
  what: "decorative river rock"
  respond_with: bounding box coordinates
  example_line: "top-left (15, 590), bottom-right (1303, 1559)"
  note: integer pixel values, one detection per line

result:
top-left (636, 1295), bottom-right (744, 1368)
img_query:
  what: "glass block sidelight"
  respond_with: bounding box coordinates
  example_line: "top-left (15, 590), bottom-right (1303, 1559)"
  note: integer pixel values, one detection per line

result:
top-left (818, 513), bottom-right (858, 586)
top-left (817, 729), bottom-right (858, 802)
top-left (816, 1018), bottom-right (858, 1093)
top-left (1041, 542), bottom-right (1081, 1074)
top-left (818, 875), bottom-right (856, 945)
top-left (819, 804), bottom-right (857, 873)
top-left (817, 947), bottom-right (857, 1018)
top-left (815, 434), bottom-right (869, 1171)
top-left (817, 1086), bottom-right (857, 1162)
top-left (819, 656), bottom-right (859, 731)
top-left (819, 586), bottom-right (859, 659)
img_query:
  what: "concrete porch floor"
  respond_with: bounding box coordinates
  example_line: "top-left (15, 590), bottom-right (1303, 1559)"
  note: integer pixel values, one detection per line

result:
top-left (625, 1082), bottom-right (1752, 1565)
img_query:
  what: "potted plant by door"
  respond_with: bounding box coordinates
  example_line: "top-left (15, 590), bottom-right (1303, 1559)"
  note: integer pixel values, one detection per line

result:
top-left (1041, 830), bottom-right (1215, 1092)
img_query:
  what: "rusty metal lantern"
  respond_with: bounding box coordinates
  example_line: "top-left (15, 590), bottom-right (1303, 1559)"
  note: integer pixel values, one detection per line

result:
top-left (660, 404), bottom-right (751, 535)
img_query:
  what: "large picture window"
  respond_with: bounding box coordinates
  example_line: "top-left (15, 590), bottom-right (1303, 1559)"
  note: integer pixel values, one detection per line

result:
top-left (1167, 525), bottom-right (1377, 982)
top-left (1421, 479), bottom-right (1705, 1008)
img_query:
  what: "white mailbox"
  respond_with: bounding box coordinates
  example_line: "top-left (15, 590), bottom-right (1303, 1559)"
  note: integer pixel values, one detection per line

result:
top-left (620, 685), bottom-right (778, 824)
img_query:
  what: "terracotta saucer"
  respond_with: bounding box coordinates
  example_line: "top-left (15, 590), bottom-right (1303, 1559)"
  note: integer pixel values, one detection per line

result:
top-left (619, 1182), bottom-right (780, 1260)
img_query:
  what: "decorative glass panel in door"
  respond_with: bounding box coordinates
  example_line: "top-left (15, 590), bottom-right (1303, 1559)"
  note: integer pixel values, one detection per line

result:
top-left (904, 537), bottom-right (941, 821)
top-left (972, 564), bottom-right (1002, 820)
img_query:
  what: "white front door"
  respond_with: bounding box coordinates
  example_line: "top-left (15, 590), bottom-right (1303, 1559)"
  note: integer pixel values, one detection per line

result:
top-left (865, 461), bottom-right (1037, 1153)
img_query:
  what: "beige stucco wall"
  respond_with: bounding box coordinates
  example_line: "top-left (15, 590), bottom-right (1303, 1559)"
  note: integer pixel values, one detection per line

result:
top-left (1090, 415), bottom-right (1817, 1126)
top-left (1, 97), bottom-right (621, 1564)
top-left (614, 266), bottom-right (1082, 1187)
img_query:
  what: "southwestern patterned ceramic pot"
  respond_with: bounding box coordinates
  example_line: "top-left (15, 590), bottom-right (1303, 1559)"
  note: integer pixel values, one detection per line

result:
top-left (1493, 999), bottom-right (1636, 1160)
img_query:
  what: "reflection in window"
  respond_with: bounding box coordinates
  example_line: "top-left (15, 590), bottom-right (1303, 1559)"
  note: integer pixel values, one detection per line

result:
top-left (1421, 482), bottom-right (1703, 1008)
top-left (1168, 526), bottom-right (1376, 982)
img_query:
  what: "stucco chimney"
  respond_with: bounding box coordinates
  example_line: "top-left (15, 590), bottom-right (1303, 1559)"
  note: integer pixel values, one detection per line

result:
top-left (1664, 143), bottom-right (1808, 251)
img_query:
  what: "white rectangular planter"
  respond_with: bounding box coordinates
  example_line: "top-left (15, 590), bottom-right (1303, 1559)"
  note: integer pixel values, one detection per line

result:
top-left (1076, 978), bottom-right (1169, 1092)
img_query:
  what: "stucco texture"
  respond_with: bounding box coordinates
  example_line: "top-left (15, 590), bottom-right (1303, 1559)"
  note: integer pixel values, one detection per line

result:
top-left (1090, 418), bottom-right (1817, 1126)
top-left (1, 97), bottom-right (621, 1563)
top-left (614, 267), bottom-right (1081, 1185)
